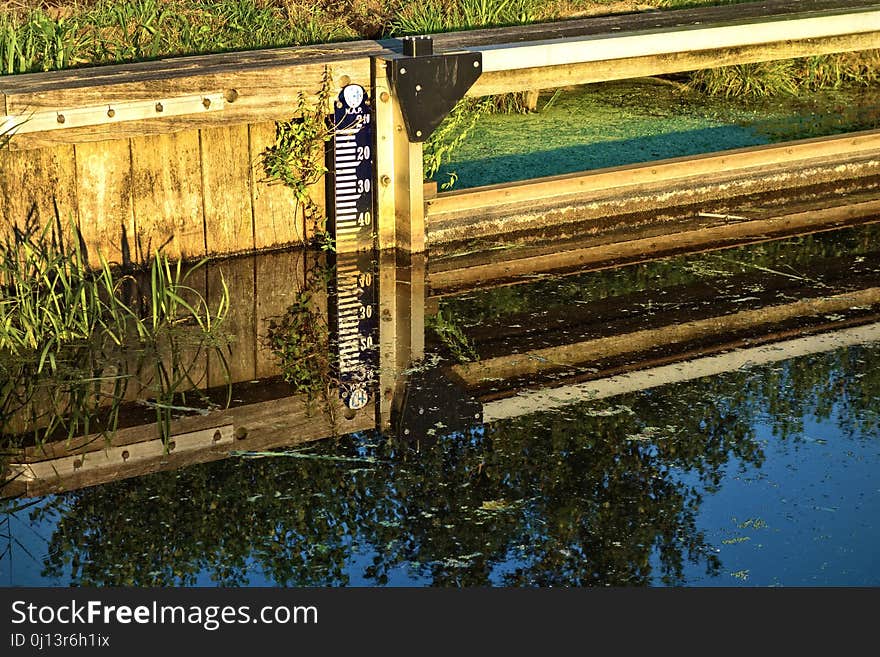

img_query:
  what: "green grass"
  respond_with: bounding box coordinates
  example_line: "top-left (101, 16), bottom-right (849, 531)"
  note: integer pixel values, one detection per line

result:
top-left (391, 0), bottom-right (544, 35)
top-left (0, 214), bottom-right (230, 445)
top-left (0, 0), bottom-right (359, 74)
top-left (688, 51), bottom-right (880, 99)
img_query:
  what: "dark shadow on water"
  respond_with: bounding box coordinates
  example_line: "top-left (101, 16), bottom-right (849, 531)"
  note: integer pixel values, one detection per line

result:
top-left (3, 223), bottom-right (880, 587)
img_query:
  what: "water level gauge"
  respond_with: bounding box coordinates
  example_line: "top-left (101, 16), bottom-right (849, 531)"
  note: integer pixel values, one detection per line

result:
top-left (328, 83), bottom-right (378, 411)
top-left (329, 84), bottom-right (373, 252)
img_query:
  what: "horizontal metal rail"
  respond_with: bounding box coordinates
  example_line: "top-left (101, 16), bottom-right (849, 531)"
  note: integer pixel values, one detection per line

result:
top-left (473, 6), bottom-right (880, 72)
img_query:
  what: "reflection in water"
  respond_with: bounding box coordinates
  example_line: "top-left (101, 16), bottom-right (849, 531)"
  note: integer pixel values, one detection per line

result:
top-left (1, 220), bottom-right (880, 586)
top-left (6, 338), bottom-right (879, 586)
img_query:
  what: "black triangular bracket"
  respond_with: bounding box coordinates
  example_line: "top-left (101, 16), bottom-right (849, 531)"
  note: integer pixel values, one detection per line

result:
top-left (384, 36), bottom-right (482, 143)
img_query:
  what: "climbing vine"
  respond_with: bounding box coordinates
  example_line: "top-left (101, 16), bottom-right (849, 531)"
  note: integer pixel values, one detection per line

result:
top-left (261, 67), bottom-right (335, 250)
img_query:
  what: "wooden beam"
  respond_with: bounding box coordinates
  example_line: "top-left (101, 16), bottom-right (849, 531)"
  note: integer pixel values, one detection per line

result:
top-left (372, 58), bottom-right (426, 253)
top-left (468, 32), bottom-right (880, 96)
top-left (472, 7), bottom-right (880, 73)
top-left (2, 1), bottom-right (877, 149)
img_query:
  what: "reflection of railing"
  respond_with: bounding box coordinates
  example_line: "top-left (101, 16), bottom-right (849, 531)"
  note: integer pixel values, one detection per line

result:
top-left (6, 226), bottom-right (880, 498)
top-left (3, 387), bottom-right (374, 499)
top-left (482, 322), bottom-right (880, 422)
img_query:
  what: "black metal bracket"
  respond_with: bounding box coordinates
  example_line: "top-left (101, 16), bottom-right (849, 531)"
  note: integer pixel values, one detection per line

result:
top-left (386, 36), bottom-right (482, 143)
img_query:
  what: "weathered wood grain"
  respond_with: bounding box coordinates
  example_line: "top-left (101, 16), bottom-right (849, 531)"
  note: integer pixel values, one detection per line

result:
top-left (73, 139), bottom-right (135, 265)
top-left (249, 121), bottom-right (303, 250)
top-left (206, 254), bottom-right (256, 387)
top-left (254, 249), bottom-right (306, 378)
top-left (200, 124), bottom-right (254, 256)
top-left (130, 130), bottom-right (206, 261)
top-left (0, 143), bottom-right (78, 241)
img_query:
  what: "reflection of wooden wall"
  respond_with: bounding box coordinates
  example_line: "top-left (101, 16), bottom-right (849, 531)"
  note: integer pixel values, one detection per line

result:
top-left (206, 249), bottom-right (309, 386)
top-left (0, 249), bottom-right (313, 438)
top-left (0, 124), bottom-right (324, 261)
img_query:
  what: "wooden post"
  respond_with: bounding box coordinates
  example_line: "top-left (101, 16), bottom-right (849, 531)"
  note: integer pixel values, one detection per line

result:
top-left (372, 57), bottom-right (425, 253)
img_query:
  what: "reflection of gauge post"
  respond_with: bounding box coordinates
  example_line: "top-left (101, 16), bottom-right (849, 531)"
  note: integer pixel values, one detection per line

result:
top-left (347, 384), bottom-right (369, 411)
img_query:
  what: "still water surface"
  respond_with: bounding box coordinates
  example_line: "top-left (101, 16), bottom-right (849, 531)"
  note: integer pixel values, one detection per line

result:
top-left (2, 222), bottom-right (879, 587)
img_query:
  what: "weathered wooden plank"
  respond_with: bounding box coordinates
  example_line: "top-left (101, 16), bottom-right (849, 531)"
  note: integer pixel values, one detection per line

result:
top-left (200, 124), bottom-right (254, 256)
top-left (0, 143), bottom-right (78, 241)
top-left (2, 1), bottom-right (877, 148)
top-left (254, 249), bottom-right (306, 378)
top-left (130, 131), bottom-right (206, 261)
top-left (473, 9), bottom-right (880, 73)
top-left (2, 59), bottom-right (373, 149)
top-left (249, 122), bottom-right (304, 249)
top-left (206, 255), bottom-right (256, 387)
top-left (175, 261), bottom-right (210, 394)
top-left (373, 59), bottom-right (397, 251)
top-left (73, 140), bottom-right (134, 265)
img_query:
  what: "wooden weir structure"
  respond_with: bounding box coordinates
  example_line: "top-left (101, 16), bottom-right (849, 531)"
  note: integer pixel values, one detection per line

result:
top-left (4, 0), bottom-right (880, 496)
top-left (6, 224), bottom-right (880, 496)
top-left (1, 0), bottom-right (880, 258)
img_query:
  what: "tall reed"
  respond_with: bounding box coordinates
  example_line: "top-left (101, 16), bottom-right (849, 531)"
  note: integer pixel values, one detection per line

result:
top-left (0, 215), bottom-right (230, 446)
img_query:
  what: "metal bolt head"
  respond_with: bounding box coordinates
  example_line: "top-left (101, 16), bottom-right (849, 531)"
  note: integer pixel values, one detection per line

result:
top-left (107, 108), bottom-right (115, 118)
top-left (155, 102), bottom-right (164, 112)
top-left (473, 60), bottom-right (480, 67)
top-left (416, 130), bottom-right (423, 137)
top-left (379, 91), bottom-right (389, 102)
top-left (415, 84), bottom-right (422, 92)
top-left (380, 175), bottom-right (391, 187)
top-left (56, 114), bottom-right (65, 124)
top-left (202, 97), bottom-right (211, 109)
top-left (399, 67), bottom-right (407, 75)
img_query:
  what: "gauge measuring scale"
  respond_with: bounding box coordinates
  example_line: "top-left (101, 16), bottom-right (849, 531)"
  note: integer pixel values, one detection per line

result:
top-left (327, 84), bottom-right (378, 411)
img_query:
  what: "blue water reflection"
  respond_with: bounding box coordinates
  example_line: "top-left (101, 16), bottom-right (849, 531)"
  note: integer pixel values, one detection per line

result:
top-left (3, 338), bottom-right (878, 587)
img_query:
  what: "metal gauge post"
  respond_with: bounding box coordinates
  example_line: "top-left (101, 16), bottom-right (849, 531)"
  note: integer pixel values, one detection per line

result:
top-left (327, 84), bottom-right (378, 410)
